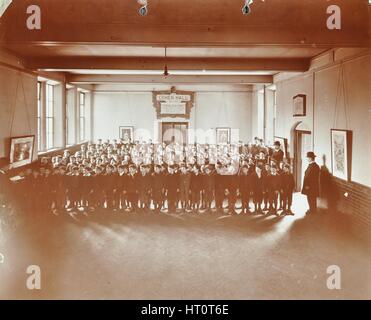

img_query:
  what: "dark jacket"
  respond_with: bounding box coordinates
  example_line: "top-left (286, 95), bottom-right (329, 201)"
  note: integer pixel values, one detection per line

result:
top-left (203, 173), bottom-right (215, 192)
top-left (126, 174), bottom-right (139, 193)
top-left (302, 162), bottom-right (320, 197)
top-left (267, 174), bottom-right (282, 193)
top-left (281, 172), bottom-right (295, 193)
top-left (272, 149), bottom-right (284, 163)
top-left (251, 172), bottom-right (265, 195)
top-left (239, 173), bottom-right (251, 194)
top-left (151, 172), bottom-right (165, 191)
top-left (179, 172), bottom-right (191, 191)
top-left (165, 173), bottom-right (179, 192)
top-left (190, 173), bottom-right (203, 192)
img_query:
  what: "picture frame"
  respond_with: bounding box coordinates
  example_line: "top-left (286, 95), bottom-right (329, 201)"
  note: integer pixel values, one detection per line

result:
top-left (119, 126), bottom-right (134, 142)
top-left (9, 135), bottom-right (35, 169)
top-left (293, 94), bottom-right (306, 117)
top-left (216, 127), bottom-right (231, 144)
top-left (274, 136), bottom-right (288, 159)
top-left (330, 129), bottom-right (352, 181)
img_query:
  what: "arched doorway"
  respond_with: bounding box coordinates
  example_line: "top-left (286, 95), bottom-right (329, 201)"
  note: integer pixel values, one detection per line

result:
top-left (291, 122), bottom-right (312, 191)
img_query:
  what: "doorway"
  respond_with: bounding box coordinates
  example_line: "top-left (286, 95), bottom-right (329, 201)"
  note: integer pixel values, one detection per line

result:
top-left (294, 130), bottom-right (312, 191)
top-left (161, 122), bottom-right (188, 144)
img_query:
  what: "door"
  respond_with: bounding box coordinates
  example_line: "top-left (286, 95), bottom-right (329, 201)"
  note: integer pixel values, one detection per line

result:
top-left (161, 122), bottom-right (188, 144)
top-left (294, 130), bottom-right (312, 191)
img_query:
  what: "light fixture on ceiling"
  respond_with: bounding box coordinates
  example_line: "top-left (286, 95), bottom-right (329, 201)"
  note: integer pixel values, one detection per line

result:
top-left (163, 47), bottom-right (169, 77)
top-left (137, 0), bottom-right (148, 16)
top-left (242, 0), bottom-right (253, 15)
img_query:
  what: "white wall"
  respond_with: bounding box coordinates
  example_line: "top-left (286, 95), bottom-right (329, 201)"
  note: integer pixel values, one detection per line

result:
top-left (0, 65), bottom-right (38, 160)
top-left (93, 90), bottom-right (252, 143)
top-left (273, 51), bottom-right (371, 187)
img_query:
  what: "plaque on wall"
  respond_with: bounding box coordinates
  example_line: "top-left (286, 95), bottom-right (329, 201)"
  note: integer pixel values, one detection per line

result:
top-left (153, 86), bottom-right (195, 119)
top-left (293, 94), bottom-right (306, 117)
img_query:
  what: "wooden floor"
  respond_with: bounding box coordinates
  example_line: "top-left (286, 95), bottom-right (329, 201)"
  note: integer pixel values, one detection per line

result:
top-left (0, 194), bottom-right (370, 300)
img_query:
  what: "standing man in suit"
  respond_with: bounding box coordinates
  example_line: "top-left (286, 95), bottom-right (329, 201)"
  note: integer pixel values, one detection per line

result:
top-left (302, 151), bottom-right (320, 214)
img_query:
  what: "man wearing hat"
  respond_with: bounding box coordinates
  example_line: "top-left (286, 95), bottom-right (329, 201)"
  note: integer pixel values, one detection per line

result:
top-left (302, 151), bottom-right (320, 214)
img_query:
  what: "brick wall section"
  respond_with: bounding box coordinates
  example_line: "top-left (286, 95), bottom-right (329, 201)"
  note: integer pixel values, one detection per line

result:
top-left (331, 177), bottom-right (371, 238)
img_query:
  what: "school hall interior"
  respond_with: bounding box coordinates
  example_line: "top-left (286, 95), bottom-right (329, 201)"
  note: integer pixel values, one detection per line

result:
top-left (0, 1), bottom-right (370, 299)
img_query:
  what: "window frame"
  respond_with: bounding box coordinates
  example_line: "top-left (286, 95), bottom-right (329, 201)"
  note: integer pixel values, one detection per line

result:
top-left (45, 83), bottom-right (54, 150)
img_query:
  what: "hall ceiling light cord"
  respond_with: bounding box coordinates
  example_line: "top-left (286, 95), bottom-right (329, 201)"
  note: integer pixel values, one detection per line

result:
top-left (163, 47), bottom-right (169, 77)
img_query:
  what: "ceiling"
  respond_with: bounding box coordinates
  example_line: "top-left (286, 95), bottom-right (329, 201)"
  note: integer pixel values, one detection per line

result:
top-left (0, 0), bottom-right (369, 86)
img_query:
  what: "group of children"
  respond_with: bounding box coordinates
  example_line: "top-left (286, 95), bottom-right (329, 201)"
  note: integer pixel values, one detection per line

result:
top-left (2, 138), bottom-right (296, 217)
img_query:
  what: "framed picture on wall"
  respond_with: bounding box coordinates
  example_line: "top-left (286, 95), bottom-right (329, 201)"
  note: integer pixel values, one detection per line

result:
top-left (216, 127), bottom-right (231, 144)
top-left (293, 94), bottom-right (306, 117)
top-left (330, 129), bottom-right (352, 181)
top-left (119, 126), bottom-right (134, 142)
top-left (274, 136), bottom-right (288, 159)
top-left (9, 135), bottom-right (35, 169)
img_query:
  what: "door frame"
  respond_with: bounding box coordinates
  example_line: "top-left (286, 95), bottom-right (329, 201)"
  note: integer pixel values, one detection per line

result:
top-left (294, 129), bottom-right (311, 192)
top-left (161, 122), bottom-right (189, 144)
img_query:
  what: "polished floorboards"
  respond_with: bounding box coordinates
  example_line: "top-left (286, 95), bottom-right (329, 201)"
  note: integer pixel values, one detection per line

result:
top-left (0, 193), bottom-right (370, 300)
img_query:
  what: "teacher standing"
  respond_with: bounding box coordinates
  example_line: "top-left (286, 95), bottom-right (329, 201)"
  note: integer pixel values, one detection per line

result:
top-left (302, 151), bottom-right (320, 214)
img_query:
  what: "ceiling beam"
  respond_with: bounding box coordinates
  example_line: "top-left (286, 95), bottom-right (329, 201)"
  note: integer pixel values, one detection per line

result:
top-left (1, 0), bottom-right (369, 48)
top-left (28, 57), bottom-right (310, 72)
top-left (66, 74), bottom-right (273, 85)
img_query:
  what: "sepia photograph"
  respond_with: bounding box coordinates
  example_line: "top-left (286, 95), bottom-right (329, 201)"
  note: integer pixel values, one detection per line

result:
top-left (216, 128), bottom-right (231, 145)
top-left (119, 126), bottom-right (134, 143)
top-left (9, 136), bottom-right (34, 168)
top-left (0, 0), bottom-right (370, 312)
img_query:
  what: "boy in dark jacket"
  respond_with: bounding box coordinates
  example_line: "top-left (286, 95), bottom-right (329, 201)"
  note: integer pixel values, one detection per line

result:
top-left (138, 164), bottom-right (151, 212)
top-left (165, 165), bottom-right (179, 212)
top-left (281, 164), bottom-right (295, 215)
top-left (190, 166), bottom-right (203, 213)
top-left (267, 166), bottom-right (282, 215)
top-left (92, 166), bottom-right (105, 210)
top-left (239, 165), bottom-right (252, 214)
top-left (179, 164), bottom-right (191, 212)
top-left (251, 165), bottom-right (264, 214)
top-left (126, 165), bottom-right (139, 212)
top-left (203, 165), bottom-right (215, 213)
top-left (152, 165), bottom-right (165, 212)
top-left (117, 165), bottom-right (128, 211)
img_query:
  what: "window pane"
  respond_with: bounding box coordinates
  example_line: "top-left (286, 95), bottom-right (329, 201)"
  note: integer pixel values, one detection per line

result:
top-left (46, 118), bottom-right (53, 149)
top-left (37, 118), bottom-right (41, 150)
top-left (80, 104), bottom-right (85, 117)
top-left (46, 99), bottom-right (53, 117)
top-left (37, 82), bottom-right (41, 100)
top-left (47, 84), bottom-right (53, 101)
top-left (80, 92), bottom-right (85, 105)
top-left (80, 118), bottom-right (85, 141)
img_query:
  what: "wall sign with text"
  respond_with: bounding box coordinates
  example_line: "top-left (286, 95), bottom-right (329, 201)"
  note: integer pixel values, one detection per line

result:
top-left (153, 87), bottom-right (195, 119)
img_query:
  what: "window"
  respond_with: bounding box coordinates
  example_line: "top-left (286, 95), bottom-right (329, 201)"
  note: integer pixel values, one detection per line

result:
top-left (46, 84), bottom-right (54, 149)
top-left (37, 81), bottom-right (42, 150)
top-left (79, 92), bottom-right (85, 141)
